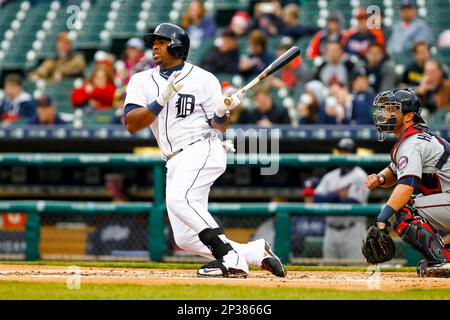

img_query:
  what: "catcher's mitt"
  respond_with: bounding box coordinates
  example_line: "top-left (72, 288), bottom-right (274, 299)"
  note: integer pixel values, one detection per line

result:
top-left (361, 225), bottom-right (396, 264)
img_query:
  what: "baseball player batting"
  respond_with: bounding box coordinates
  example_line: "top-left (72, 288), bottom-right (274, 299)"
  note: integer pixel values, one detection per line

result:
top-left (361, 88), bottom-right (450, 277)
top-left (123, 23), bottom-right (286, 278)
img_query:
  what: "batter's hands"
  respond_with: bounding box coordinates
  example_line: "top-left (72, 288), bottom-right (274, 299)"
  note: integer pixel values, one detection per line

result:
top-left (365, 174), bottom-right (385, 189)
top-left (157, 71), bottom-right (184, 106)
top-left (216, 92), bottom-right (242, 117)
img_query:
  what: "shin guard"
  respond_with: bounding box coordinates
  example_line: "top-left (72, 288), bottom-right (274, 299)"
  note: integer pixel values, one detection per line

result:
top-left (393, 207), bottom-right (450, 264)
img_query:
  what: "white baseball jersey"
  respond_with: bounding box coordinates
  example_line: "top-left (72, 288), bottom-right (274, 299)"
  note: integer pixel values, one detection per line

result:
top-left (124, 62), bottom-right (221, 157)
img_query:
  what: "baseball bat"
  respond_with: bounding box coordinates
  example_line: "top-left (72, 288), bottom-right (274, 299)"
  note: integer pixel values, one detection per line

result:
top-left (224, 46), bottom-right (301, 106)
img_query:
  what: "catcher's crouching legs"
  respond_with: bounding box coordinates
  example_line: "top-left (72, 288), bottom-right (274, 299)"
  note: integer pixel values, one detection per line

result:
top-left (393, 207), bottom-right (450, 277)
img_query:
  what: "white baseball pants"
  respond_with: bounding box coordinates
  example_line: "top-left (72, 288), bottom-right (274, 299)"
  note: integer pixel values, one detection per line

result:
top-left (165, 136), bottom-right (264, 266)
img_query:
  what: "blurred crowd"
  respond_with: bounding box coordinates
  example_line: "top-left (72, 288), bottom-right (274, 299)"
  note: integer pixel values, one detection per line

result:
top-left (1, 0), bottom-right (449, 127)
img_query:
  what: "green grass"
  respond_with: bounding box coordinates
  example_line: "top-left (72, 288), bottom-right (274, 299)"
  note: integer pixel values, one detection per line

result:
top-left (0, 261), bottom-right (416, 273)
top-left (0, 281), bottom-right (449, 300)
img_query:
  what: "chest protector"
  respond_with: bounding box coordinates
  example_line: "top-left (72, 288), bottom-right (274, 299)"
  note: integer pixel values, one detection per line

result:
top-left (391, 124), bottom-right (450, 195)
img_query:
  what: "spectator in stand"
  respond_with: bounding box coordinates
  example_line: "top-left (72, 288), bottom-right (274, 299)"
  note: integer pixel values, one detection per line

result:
top-left (114, 38), bottom-right (151, 88)
top-left (280, 3), bottom-right (319, 40)
top-left (297, 80), bottom-right (328, 124)
top-left (350, 67), bottom-right (376, 125)
top-left (387, 0), bottom-right (433, 54)
top-left (323, 69), bottom-right (375, 125)
top-left (364, 42), bottom-right (396, 92)
top-left (263, 36), bottom-right (312, 94)
top-left (239, 30), bottom-right (275, 78)
top-left (400, 41), bottom-right (430, 88)
top-left (247, 0), bottom-right (284, 37)
top-left (94, 50), bottom-right (116, 73)
top-left (200, 28), bottom-right (240, 74)
top-left (342, 7), bottom-right (385, 59)
top-left (27, 96), bottom-right (66, 125)
top-left (71, 64), bottom-right (116, 110)
top-left (307, 12), bottom-right (345, 60)
top-left (29, 32), bottom-right (86, 83)
top-left (180, 0), bottom-right (217, 48)
top-left (237, 87), bottom-right (290, 126)
top-left (315, 41), bottom-right (355, 87)
top-left (0, 73), bottom-right (36, 124)
top-left (416, 60), bottom-right (450, 113)
top-left (229, 11), bottom-right (251, 37)
top-left (321, 82), bottom-right (352, 124)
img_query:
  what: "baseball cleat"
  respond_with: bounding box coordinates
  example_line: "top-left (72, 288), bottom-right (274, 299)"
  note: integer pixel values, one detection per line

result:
top-left (261, 241), bottom-right (287, 277)
top-left (197, 250), bottom-right (248, 278)
top-left (417, 260), bottom-right (450, 278)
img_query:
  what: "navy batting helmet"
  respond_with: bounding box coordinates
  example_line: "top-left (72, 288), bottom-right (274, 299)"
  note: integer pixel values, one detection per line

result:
top-left (372, 88), bottom-right (425, 141)
top-left (337, 138), bottom-right (357, 153)
top-left (144, 23), bottom-right (190, 60)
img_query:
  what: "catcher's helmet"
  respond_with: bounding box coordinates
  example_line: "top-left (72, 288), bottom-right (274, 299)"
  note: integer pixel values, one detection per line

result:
top-left (144, 23), bottom-right (190, 60)
top-left (372, 88), bottom-right (425, 141)
top-left (337, 138), bottom-right (357, 153)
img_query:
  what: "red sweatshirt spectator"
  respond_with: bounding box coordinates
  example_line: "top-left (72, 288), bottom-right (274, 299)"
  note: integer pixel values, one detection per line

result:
top-left (71, 64), bottom-right (116, 110)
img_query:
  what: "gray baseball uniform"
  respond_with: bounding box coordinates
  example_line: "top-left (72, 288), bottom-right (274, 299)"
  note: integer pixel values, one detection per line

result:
top-left (389, 125), bottom-right (450, 232)
top-left (314, 167), bottom-right (370, 260)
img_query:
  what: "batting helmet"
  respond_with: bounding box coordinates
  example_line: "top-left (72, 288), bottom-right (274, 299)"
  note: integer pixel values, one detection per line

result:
top-left (144, 23), bottom-right (190, 61)
top-left (372, 88), bottom-right (425, 141)
top-left (337, 138), bottom-right (357, 153)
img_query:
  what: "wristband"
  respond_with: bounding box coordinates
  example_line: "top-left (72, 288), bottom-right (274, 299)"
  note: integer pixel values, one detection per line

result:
top-left (213, 112), bottom-right (228, 124)
top-left (376, 204), bottom-right (396, 223)
top-left (378, 174), bottom-right (387, 186)
top-left (147, 100), bottom-right (164, 116)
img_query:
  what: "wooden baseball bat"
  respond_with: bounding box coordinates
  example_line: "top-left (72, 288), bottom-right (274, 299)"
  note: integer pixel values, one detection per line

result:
top-left (224, 46), bottom-right (301, 106)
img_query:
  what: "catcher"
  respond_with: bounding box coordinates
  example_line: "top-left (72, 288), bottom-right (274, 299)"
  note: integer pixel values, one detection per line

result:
top-left (362, 88), bottom-right (450, 277)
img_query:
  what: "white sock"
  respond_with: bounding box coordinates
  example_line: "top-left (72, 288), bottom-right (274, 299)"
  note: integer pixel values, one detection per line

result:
top-left (228, 239), bottom-right (265, 266)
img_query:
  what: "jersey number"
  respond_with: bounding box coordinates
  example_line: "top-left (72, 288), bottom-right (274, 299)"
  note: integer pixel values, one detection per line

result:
top-left (417, 133), bottom-right (432, 142)
top-left (175, 94), bottom-right (195, 118)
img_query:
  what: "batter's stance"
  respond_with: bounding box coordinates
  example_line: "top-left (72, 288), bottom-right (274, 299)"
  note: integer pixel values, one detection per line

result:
top-left (124, 23), bottom-right (286, 278)
top-left (362, 88), bottom-right (450, 277)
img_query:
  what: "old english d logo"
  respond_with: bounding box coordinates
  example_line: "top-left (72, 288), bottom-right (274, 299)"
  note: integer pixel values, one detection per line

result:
top-left (175, 94), bottom-right (195, 118)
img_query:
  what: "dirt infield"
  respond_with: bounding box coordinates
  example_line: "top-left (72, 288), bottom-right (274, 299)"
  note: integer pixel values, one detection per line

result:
top-left (0, 264), bottom-right (449, 291)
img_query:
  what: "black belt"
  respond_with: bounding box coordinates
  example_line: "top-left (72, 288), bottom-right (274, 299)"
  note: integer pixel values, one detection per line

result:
top-left (328, 222), bottom-right (355, 230)
top-left (165, 132), bottom-right (213, 161)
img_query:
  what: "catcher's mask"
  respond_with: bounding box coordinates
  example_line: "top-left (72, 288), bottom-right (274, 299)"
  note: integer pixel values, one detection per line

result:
top-left (372, 90), bottom-right (403, 142)
top-left (372, 88), bottom-right (424, 142)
